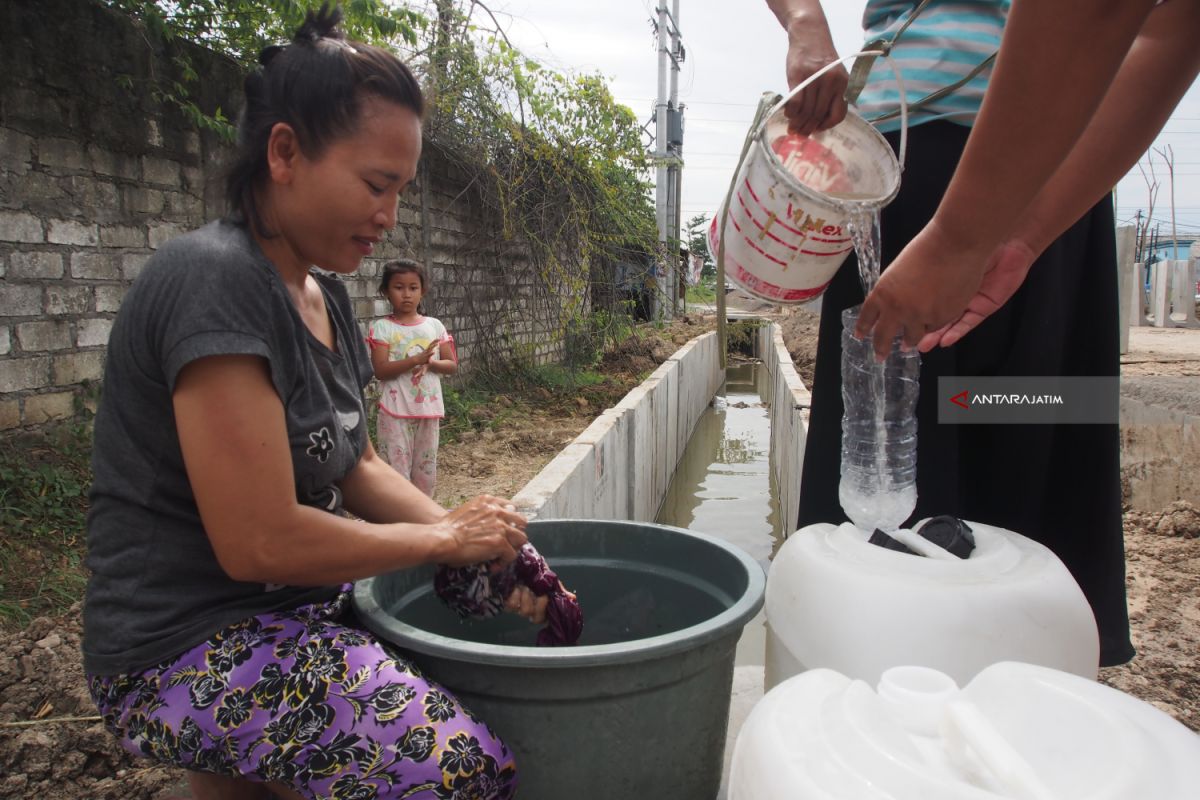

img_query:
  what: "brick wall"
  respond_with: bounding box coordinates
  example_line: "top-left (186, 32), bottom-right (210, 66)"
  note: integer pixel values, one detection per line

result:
top-left (0, 0), bottom-right (582, 430)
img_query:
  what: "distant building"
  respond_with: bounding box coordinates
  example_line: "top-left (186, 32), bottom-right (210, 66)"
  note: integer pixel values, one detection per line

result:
top-left (1147, 237), bottom-right (1198, 264)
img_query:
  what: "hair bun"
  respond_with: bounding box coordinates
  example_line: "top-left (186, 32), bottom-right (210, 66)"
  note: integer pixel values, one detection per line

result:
top-left (242, 70), bottom-right (266, 103)
top-left (258, 44), bottom-right (284, 67)
top-left (294, 3), bottom-right (345, 44)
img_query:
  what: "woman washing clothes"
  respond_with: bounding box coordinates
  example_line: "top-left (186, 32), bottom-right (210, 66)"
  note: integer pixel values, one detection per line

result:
top-left (83, 6), bottom-right (548, 798)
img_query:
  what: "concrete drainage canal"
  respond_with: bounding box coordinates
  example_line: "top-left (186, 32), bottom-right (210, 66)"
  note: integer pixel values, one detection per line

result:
top-left (656, 359), bottom-right (785, 667)
top-left (355, 323), bottom-right (801, 799)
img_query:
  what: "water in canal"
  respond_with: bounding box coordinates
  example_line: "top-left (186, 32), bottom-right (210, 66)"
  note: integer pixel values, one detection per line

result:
top-left (655, 361), bottom-right (784, 665)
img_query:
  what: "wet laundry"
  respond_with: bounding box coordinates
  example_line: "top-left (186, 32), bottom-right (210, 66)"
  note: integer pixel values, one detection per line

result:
top-left (435, 543), bottom-right (583, 646)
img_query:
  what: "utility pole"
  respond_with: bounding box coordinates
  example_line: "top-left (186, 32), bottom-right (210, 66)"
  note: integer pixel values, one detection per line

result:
top-left (1134, 209), bottom-right (1143, 263)
top-left (653, 1), bottom-right (683, 319)
top-left (667, 0), bottom-right (684, 316)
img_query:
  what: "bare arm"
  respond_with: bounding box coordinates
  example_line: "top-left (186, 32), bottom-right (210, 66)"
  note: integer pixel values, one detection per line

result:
top-left (857, 0), bottom-right (1162, 357)
top-left (1013, 0), bottom-right (1200, 257)
top-left (766, 0), bottom-right (848, 134)
top-left (173, 355), bottom-right (526, 586)
top-left (339, 438), bottom-right (445, 523)
top-left (921, 0), bottom-right (1200, 349)
top-left (935, 0), bottom-right (1157, 248)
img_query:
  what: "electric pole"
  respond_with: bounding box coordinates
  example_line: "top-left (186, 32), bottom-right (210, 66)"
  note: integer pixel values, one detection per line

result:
top-left (653, 1), bottom-right (683, 319)
top-left (1135, 209), bottom-right (1143, 263)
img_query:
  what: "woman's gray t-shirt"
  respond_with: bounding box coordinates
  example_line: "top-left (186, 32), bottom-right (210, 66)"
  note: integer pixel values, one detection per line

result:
top-left (83, 220), bottom-right (374, 675)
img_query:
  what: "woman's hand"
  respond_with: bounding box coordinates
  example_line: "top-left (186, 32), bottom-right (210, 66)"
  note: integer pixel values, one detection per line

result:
top-left (504, 586), bottom-right (549, 624)
top-left (855, 218), bottom-right (994, 360)
top-left (916, 239), bottom-right (1039, 351)
top-left (782, 13), bottom-right (848, 135)
top-left (434, 495), bottom-right (528, 567)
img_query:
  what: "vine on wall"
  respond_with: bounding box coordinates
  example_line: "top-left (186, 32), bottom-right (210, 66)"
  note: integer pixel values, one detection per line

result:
top-left (100, 0), bottom-right (424, 140)
top-left (409, 1), bottom-right (660, 385)
top-left (101, 0), bottom-right (662, 386)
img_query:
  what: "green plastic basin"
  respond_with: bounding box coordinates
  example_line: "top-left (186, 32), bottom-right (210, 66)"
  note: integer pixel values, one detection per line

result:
top-left (353, 518), bottom-right (766, 800)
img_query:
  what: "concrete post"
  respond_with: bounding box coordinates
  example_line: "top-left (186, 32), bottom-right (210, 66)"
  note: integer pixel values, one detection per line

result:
top-left (1170, 259), bottom-right (1199, 328)
top-left (1116, 225), bottom-right (1136, 353)
top-left (1149, 260), bottom-right (1172, 328)
top-left (1131, 263), bottom-right (1150, 327)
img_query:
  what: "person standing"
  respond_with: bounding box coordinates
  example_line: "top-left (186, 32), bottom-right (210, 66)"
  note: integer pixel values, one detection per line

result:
top-left (771, 0), bottom-right (1198, 667)
top-left (369, 260), bottom-right (457, 497)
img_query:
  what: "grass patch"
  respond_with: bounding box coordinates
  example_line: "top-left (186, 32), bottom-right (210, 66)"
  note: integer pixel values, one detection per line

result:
top-left (0, 422), bottom-right (93, 630)
top-left (441, 382), bottom-right (513, 444)
top-left (368, 362), bottom-right (609, 450)
top-left (522, 363), bottom-right (606, 391)
top-left (685, 283), bottom-right (717, 305)
top-left (439, 363), bottom-right (610, 444)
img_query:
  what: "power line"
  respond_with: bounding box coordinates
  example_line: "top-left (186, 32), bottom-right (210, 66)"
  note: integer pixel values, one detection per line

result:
top-left (627, 97), bottom-right (760, 108)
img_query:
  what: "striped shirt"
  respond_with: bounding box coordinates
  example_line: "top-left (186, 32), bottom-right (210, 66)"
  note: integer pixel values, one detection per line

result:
top-left (854, 1), bottom-right (1010, 133)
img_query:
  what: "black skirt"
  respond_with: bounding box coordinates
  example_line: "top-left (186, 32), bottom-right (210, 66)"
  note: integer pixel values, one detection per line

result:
top-left (797, 121), bottom-right (1134, 667)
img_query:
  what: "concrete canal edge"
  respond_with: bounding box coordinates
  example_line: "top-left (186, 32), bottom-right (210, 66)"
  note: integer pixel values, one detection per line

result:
top-left (512, 331), bottom-right (723, 520)
top-left (512, 323), bottom-right (813, 527)
top-left (757, 321), bottom-right (813, 538)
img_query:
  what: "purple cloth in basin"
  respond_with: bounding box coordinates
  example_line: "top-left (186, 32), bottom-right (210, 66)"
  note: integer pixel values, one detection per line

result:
top-left (434, 544), bottom-right (583, 646)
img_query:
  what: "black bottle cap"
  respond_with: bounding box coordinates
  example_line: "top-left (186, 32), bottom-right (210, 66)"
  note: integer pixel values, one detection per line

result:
top-left (917, 515), bottom-right (976, 559)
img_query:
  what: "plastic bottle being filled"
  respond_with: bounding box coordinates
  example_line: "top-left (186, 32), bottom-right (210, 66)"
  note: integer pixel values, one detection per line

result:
top-left (838, 207), bottom-right (920, 532)
top-left (838, 306), bottom-right (919, 531)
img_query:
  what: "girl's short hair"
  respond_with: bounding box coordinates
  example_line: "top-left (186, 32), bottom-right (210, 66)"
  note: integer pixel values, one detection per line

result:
top-left (378, 259), bottom-right (428, 296)
top-left (225, 4), bottom-right (424, 236)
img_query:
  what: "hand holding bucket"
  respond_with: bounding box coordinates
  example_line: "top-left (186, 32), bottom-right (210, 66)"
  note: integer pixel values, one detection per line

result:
top-left (712, 53), bottom-right (904, 305)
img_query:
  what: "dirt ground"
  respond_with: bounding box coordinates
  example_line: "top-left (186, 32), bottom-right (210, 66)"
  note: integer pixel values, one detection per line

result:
top-left (776, 302), bottom-right (819, 390)
top-left (1105, 502), bottom-right (1200, 727)
top-left (433, 316), bottom-right (711, 509)
top-left (1122, 324), bottom-right (1200, 378)
top-left (2, 303), bottom-right (1197, 799)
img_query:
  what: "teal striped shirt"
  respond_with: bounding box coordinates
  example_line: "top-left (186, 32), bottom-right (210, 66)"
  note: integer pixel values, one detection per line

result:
top-left (854, 1), bottom-right (1010, 133)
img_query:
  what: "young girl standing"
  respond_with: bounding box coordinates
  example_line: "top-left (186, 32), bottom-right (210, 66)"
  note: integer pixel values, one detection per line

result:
top-left (368, 259), bottom-right (457, 496)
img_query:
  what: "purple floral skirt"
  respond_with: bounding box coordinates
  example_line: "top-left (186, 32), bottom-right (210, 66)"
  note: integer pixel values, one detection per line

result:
top-left (88, 588), bottom-right (517, 799)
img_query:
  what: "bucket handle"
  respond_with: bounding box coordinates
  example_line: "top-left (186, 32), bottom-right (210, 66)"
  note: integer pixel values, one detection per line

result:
top-left (757, 50), bottom-right (911, 170)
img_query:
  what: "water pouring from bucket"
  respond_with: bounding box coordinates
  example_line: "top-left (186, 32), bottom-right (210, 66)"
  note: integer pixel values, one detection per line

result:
top-left (710, 55), bottom-right (903, 305)
top-left (713, 54), bottom-right (920, 533)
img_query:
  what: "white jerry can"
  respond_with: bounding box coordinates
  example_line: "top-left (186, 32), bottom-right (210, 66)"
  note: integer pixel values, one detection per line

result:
top-left (765, 520), bottom-right (1100, 689)
top-left (730, 662), bottom-right (1200, 800)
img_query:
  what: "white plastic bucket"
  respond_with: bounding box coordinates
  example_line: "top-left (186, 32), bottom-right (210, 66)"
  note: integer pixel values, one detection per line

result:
top-left (711, 106), bottom-right (900, 304)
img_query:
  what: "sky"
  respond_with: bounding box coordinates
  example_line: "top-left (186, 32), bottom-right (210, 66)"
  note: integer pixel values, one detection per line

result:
top-left (467, 0), bottom-right (1200, 249)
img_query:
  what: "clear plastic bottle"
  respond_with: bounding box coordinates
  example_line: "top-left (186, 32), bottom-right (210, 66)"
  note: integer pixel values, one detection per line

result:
top-left (838, 306), bottom-right (920, 531)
